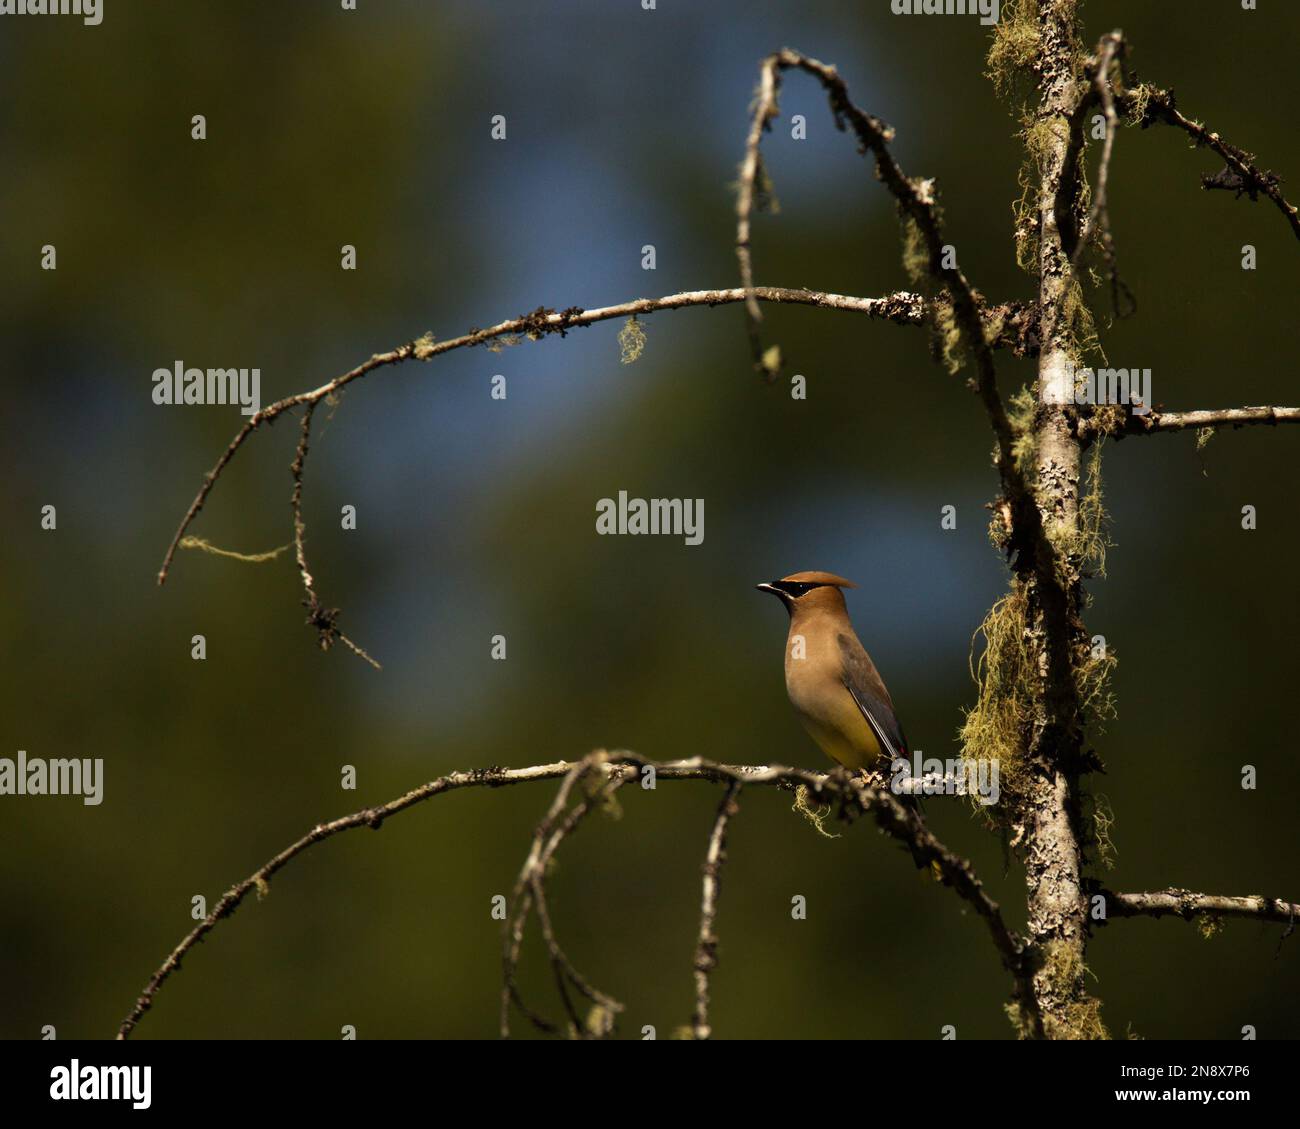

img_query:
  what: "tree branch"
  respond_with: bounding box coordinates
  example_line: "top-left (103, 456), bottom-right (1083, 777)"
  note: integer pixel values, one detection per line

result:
top-left (1101, 888), bottom-right (1300, 928)
top-left (1111, 404), bottom-right (1300, 437)
top-left (1070, 32), bottom-right (1136, 316)
top-left (289, 403), bottom-right (381, 668)
top-left (1121, 85), bottom-right (1300, 240)
top-left (735, 49), bottom-right (1056, 596)
top-left (156, 285), bottom-right (1036, 590)
top-left (116, 753), bottom-right (1029, 1041)
top-left (691, 780), bottom-right (740, 1040)
top-left (1016, 0), bottom-right (1098, 1040)
top-left (500, 758), bottom-right (628, 1038)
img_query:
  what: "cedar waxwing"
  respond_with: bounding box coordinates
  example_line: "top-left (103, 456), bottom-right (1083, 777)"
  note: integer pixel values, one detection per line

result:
top-left (758, 570), bottom-right (927, 867)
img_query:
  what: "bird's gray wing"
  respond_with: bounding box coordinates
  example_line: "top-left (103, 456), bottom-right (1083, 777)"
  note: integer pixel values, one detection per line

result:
top-left (838, 632), bottom-right (928, 865)
top-left (837, 632), bottom-right (908, 763)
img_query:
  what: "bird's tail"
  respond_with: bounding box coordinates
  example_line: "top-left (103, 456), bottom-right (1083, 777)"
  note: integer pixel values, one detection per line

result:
top-left (864, 762), bottom-right (942, 880)
top-left (898, 792), bottom-right (942, 881)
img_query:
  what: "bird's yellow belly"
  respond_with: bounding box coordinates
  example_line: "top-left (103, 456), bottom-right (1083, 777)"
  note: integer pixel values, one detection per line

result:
top-left (794, 695), bottom-right (883, 771)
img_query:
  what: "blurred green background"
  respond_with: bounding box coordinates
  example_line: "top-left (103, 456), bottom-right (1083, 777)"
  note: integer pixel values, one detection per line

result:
top-left (2, 0), bottom-right (1297, 1040)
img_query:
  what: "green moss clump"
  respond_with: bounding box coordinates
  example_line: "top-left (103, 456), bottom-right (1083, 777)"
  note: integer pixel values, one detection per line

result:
top-left (898, 214), bottom-right (967, 375)
top-left (900, 214), bottom-right (929, 287)
top-left (966, 442), bottom-right (1117, 821)
top-left (1122, 82), bottom-right (1157, 127)
top-left (1052, 439), bottom-right (1113, 580)
top-left (1040, 940), bottom-right (1110, 1040)
top-left (1060, 277), bottom-right (1105, 364)
top-left (1007, 383), bottom-right (1040, 478)
top-left (1083, 790), bottom-right (1117, 870)
top-left (933, 299), bottom-right (967, 375)
top-left (1004, 941), bottom-right (1110, 1041)
top-left (754, 155), bottom-right (780, 214)
top-left (960, 584), bottom-right (1035, 812)
top-left (986, 0), bottom-right (1042, 103)
top-left (618, 316), bottom-right (646, 364)
top-left (1009, 117), bottom-right (1068, 274)
top-left (1197, 914), bottom-right (1224, 940)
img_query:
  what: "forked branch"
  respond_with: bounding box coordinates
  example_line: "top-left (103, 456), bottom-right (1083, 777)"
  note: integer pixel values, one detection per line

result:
top-left (1121, 84), bottom-right (1300, 240)
top-left (734, 48), bottom-right (1057, 601)
top-left (117, 753), bottom-right (1030, 1040)
top-left (157, 283), bottom-right (1038, 668)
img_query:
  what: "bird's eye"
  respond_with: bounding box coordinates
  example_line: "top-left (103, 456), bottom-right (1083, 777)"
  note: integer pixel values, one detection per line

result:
top-left (787, 583), bottom-right (812, 597)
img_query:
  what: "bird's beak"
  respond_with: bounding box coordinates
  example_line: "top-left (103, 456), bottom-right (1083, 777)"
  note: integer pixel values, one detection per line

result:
top-left (755, 582), bottom-right (780, 596)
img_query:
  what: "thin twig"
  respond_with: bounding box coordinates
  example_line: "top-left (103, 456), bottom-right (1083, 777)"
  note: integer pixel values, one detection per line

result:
top-left (289, 404), bottom-right (381, 669)
top-left (691, 781), bottom-right (741, 1040)
top-left (500, 760), bottom-right (591, 1038)
top-left (734, 49), bottom-right (1049, 584)
top-left (735, 58), bottom-right (783, 375)
top-left (501, 755), bottom-right (629, 1038)
top-left (1071, 32), bottom-right (1135, 315)
top-left (1121, 85), bottom-right (1300, 240)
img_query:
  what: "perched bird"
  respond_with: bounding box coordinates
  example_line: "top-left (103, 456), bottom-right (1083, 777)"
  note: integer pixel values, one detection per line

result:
top-left (758, 570), bottom-right (929, 868)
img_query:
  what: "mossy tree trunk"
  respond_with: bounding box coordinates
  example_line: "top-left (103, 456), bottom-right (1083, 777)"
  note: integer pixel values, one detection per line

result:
top-left (1018, 0), bottom-right (1106, 1039)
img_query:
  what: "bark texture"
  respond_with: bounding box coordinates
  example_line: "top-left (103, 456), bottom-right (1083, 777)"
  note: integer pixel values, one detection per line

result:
top-left (1021, 0), bottom-right (1103, 1039)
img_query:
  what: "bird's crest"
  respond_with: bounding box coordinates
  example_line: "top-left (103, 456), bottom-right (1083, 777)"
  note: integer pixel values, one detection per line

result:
top-left (779, 570), bottom-right (856, 589)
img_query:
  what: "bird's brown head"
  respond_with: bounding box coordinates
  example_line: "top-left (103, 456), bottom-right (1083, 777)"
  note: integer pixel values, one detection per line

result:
top-left (756, 570), bottom-right (856, 616)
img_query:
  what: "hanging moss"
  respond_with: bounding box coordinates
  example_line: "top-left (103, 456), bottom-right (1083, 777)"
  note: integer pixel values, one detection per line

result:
top-left (760, 344), bottom-right (783, 379)
top-left (899, 214), bottom-right (929, 286)
top-left (792, 784), bottom-right (840, 839)
top-left (933, 298), bottom-right (968, 376)
top-left (965, 442), bottom-right (1116, 822)
top-left (1060, 277), bottom-right (1106, 364)
top-left (959, 584), bottom-right (1036, 813)
top-left (178, 536), bottom-right (290, 564)
top-left (1122, 82), bottom-right (1157, 127)
top-left (754, 154), bottom-right (781, 215)
top-left (897, 214), bottom-right (968, 375)
top-left (1008, 383), bottom-right (1040, 478)
top-left (1049, 439), bottom-right (1113, 579)
top-left (617, 316), bottom-right (646, 364)
top-left (1082, 790), bottom-right (1117, 870)
top-left (986, 0), bottom-right (1042, 103)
